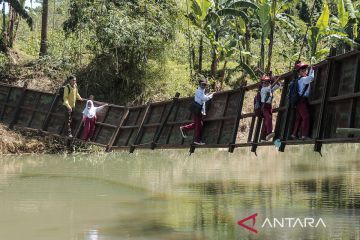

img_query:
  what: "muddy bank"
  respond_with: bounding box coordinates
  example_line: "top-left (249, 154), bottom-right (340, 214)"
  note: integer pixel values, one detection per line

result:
top-left (0, 124), bottom-right (102, 154)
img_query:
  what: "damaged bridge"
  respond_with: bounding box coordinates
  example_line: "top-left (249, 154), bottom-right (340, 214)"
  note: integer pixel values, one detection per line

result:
top-left (1, 50), bottom-right (360, 154)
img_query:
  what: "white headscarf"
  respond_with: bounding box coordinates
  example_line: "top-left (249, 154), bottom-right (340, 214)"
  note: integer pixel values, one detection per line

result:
top-left (82, 100), bottom-right (97, 118)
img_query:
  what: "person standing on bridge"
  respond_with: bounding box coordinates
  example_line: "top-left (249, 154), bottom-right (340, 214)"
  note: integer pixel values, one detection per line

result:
top-left (81, 95), bottom-right (108, 141)
top-left (259, 75), bottom-right (281, 142)
top-left (63, 75), bottom-right (83, 138)
top-left (179, 77), bottom-right (214, 145)
top-left (291, 62), bottom-right (314, 140)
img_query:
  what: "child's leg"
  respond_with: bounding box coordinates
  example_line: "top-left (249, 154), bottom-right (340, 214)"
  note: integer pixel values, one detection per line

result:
top-left (81, 117), bottom-right (90, 140)
top-left (88, 116), bottom-right (97, 140)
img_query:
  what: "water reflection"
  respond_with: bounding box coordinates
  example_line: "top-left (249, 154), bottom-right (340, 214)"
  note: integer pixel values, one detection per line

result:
top-left (0, 144), bottom-right (359, 239)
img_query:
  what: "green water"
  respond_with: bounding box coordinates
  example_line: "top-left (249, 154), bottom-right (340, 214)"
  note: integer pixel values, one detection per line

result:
top-left (0, 145), bottom-right (360, 240)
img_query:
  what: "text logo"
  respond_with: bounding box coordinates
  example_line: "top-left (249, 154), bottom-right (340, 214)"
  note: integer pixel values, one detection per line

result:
top-left (237, 213), bottom-right (258, 234)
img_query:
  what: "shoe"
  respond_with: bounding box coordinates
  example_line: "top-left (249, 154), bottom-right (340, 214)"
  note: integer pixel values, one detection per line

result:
top-left (290, 135), bottom-right (297, 140)
top-left (193, 141), bottom-right (205, 145)
top-left (265, 132), bottom-right (275, 141)
top-left (179, 127), bottom-right (188, 138)
top-left (301, 136), bottom-right (312, 141)
top-left (68, 134), bottom-right (73, 138)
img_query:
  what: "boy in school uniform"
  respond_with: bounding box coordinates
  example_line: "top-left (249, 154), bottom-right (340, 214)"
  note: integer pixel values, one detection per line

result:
top-left (259, 75), bottom-right (280, 142)
top-left (291, 62), bottom-right (314, 140)
top-left (179, 78), bottom-right (214, 145)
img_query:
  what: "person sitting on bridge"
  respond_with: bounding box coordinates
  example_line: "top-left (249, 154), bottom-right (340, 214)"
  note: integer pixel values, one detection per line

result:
top-left (81, 95), bottom-right (108, 141)
top-left (63, 75), bottom-right (83, 138)
top-left (291, 62), bottom-right (314, 140)
top-left (259, 75), bottom-right (281, 142)
top-left (179, 77), bottom-right (214, 145)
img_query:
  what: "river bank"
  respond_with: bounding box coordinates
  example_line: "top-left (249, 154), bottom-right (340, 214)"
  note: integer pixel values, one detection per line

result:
top-left (0, 123), bottom-right (101, 154)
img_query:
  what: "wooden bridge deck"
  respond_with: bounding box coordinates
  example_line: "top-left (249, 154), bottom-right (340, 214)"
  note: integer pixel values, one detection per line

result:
top-left (1, 50), bottom-right (360, 154)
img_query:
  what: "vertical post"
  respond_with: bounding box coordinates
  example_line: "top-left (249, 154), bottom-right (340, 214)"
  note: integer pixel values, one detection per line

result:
top-left (42, 92), bottom-right (60, 131)
top-left (273, 78), bottom-right (289, 139)
top-left (151, 92), bottom-right (180, 149)
top-left (250, 117), bottom-right (262, 153)
top-left (106, 108), bottom-right (129, 152)
top-left (9, 87), bottom-right (27, 129)
top-left (247, 116), bottom-right (256, 143)
top-left (129, 102), bottom-right (152, 153)
top-left (347, 54), bottom-right (360, 136)
top-left (314, 57), bottom-right (334, 153)
top-left (228, 87), bottom-right (246, 153)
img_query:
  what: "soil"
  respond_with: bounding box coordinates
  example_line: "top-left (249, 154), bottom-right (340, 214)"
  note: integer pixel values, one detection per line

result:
top-left (0, 123), bottom-right (102, 154)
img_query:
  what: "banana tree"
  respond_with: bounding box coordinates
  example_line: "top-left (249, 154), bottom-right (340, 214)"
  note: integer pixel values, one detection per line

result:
top-left (308, 2), bottom-right (356, 61)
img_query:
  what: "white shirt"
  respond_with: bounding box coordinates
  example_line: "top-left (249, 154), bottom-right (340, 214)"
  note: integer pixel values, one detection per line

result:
top-left (82, 100), bottom-right (106, 118)
top-left (298, 68), bottom-right (314, 98)
top-left (261, 83), bottom-right (280, 104)
top-left (194, 87), bottom-right (213, 115)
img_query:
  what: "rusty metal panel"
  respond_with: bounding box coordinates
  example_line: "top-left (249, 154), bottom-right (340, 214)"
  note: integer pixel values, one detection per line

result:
top-left (29, 113), bottom-right (46, 129)
top-left (139, 126), bottom-right (157, 144)
top-left (38, 93), bottom-right (54, 111)
top-left (23, 91), bottom-right (39, 107)
top-left (114, 129), bottom-right (133, 146)
top-left (17, 110), bottom-right (32, 127)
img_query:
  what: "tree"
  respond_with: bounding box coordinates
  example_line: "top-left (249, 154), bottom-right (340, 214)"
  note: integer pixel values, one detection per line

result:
top-left (39, 0), bottom-right (49, 56)
top-left (0, 0), bottom-right (33, 51)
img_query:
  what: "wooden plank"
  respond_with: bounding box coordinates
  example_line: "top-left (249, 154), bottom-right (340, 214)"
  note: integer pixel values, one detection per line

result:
top-left (250, 116), bottom-right (262, 153)
top-left (129, 102), bottom-right (152, 153)
top-left (273, 78), bottom-right (290, 139)
top-left (0, 87), bottom-right (12, 121)
top-left (151, 92), bottom-right (180, 149)
top-left (9, 87), bottom-right (27, 129)
top-left (336, 128), bottom-right (360, 134)
top-left (314, 55), bottom-right (334, 153)
top-left (27, 92), bottom-right (43, 127)
top-left (228, 87), bottom-right (245, 152)
top-left (347, 54), bottom-right (360, 137)
top-left (166, 103), bottom-right (180, 144)
top-left (91, 105), bottom-right (111, 141)
top-left (247, 116), bottom-right (256, 143)
top-left (124, 109), bottom-right (142, 146)
top-left (106, 108), bottom-right (129, 151)
top-left (42, 92), bottom-right (59, 131)
top-left (216, 93), bottom-right (230, 144)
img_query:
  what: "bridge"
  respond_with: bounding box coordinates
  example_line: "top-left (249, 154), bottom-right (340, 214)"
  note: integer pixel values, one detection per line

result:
top-left (0, 50), bottom-right (360, 154)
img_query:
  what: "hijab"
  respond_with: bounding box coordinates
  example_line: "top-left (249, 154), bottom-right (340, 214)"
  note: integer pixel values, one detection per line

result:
top-left (82, 100), bottom-right (97, 118)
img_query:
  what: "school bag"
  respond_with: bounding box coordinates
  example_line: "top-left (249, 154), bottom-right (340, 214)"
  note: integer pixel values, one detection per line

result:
top-left (288, 78), bottom-right (309, 107)
top-left (59, 84), bottom-right (71, 102)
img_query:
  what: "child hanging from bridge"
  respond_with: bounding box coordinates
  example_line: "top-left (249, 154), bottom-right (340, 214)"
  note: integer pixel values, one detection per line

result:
top-left (81, 95), bottom-right (108, 141)
top-left (290, 62), bottom-right (314, 140)
top-left (179, 77), bottom-right (214, 145)
top-left (259, 75), bottom-right (281, 142)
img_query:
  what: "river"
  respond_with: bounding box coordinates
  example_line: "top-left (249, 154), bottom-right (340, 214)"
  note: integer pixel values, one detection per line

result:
top-left (0, 145), bottom-right (359, 240)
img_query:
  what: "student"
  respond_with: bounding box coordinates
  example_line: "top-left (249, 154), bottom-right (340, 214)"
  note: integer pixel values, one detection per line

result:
top-left (291, 62), bottom-right (314, 140)
top-left (179, 78), bottom-right (214, 145)
top-left (259, 75), bottom-right (280, 142)
top-left (63, 75), bottom-right (83, 137)
top-left (81, 95), bottom-right (108, 141)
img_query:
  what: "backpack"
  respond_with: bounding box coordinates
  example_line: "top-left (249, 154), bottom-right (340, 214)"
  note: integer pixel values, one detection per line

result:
top-left (288, 78), bottom-right (309, 107)
top-left (59, 85), bottom-right (71, 102)
top-left (254, 91), bottom-right (262, 117)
